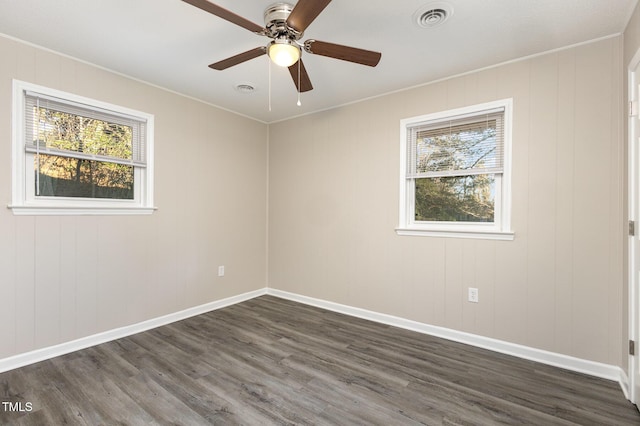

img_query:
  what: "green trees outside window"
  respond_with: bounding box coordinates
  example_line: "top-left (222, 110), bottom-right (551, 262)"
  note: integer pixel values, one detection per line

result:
top-left (415, 174), bottom-right (495, 222)
top-left (32, 107), bottom-right (135, 199)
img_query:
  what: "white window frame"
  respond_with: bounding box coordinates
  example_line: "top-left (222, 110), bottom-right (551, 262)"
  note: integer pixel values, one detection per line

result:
top-left (9, 80), bottom-right (155, 215)
top-left (397, 99), bottom-right (514, 240)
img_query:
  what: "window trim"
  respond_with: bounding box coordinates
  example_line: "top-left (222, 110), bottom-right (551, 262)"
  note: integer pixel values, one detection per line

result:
top-left (397, 99), bottom-right (514, 240)
top-left (9, 79), bottom-right (156, 216)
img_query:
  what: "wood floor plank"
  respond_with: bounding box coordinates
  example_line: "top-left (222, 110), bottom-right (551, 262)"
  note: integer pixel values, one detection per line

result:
top-left (0, 295), bottom-right (638, 425)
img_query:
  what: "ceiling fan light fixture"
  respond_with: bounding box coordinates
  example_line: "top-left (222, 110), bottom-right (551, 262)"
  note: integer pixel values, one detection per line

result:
top-left (268, 39), bottom-right (300, 67)
top-left (183, 0), bottom-right (381, 96)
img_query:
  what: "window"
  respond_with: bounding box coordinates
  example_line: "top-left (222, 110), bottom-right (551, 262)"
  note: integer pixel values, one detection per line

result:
top-left (10, 80), bottom-right (155, 215)
top-left (397, 99), bottom-right (513, 240)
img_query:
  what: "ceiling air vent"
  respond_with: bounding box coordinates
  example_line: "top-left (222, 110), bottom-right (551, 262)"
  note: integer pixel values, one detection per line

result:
top-left (234, 83), bottom-right (256, 94)
top-left (414, 2), bottom-right (453, 28)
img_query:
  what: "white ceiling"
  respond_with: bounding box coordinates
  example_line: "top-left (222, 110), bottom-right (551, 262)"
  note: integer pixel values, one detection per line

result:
top-left (0, 0), bottom-right (637, 123)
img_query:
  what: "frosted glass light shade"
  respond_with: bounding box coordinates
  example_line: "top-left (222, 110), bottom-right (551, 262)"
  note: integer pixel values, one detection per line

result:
top-left (268, 41), bottom-right (300, 67)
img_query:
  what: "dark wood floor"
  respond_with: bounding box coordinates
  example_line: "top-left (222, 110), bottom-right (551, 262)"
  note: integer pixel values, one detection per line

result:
top-left (0, 295), bottom-right (638, 425)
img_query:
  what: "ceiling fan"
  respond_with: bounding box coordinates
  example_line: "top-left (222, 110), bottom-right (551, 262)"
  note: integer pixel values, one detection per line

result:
top-left (182, 0), bottom-right (382, 93)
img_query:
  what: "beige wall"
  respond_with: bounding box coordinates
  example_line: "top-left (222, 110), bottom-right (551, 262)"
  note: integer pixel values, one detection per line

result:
top-left (269, 36), bottom-right (625, 366)
top-left (0, 22), bottom-right (632, 371)
top-left (625, 2), bottom-right (640, 66)
top-left (0, 36), bottom-right (268, 359)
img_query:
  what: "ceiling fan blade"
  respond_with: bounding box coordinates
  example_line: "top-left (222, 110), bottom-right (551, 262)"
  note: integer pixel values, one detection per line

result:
top-left (286, 0), bottom-right (332, 33)
top-left (288, 59), bottom-right (313, 93)
top-left (209, 47), bottom-right (266, 70)
top-left (304, 40), bottom-right (381, 67)
top-left (182, 0), bottom-right (265, 34)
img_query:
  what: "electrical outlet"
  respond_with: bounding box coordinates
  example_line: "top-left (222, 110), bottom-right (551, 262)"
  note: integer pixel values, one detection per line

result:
top-left (468, 287), bottom-right (479, 303)
top-left (218, 266), bottom-right (225, 277)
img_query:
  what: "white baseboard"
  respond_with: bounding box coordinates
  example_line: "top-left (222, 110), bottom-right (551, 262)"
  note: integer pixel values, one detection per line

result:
top-left (0, 288), bottom-right (267, 374)
top-left (0, 286), bottom-right (630, 401)
top-left (266, 288), bottom-right (629, 397)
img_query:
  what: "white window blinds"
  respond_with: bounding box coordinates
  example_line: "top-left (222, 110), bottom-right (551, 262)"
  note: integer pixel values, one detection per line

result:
top-left (24, 91), bottom-right (147, 167)
top-left (407, 107), bottom-right (504, 178)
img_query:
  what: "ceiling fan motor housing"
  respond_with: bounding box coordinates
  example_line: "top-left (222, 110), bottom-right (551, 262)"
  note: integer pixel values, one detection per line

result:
top-left (264, 2), bottom-right (302, 40)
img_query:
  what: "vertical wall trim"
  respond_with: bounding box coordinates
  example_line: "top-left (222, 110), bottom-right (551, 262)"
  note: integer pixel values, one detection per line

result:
top-left (266, 124), bottom-right (270, 288)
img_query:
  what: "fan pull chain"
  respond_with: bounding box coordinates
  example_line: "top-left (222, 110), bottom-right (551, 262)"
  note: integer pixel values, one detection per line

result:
top-left (297, 58), bottom-right (301, 106)
top-left (268, 58), bottom-right (272, 112)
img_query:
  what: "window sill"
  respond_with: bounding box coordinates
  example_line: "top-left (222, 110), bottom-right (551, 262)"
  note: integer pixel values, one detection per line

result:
top-left (8, 204), bottom-right (157, 216)
top-left (395, 227), bottom-right (514, 241)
